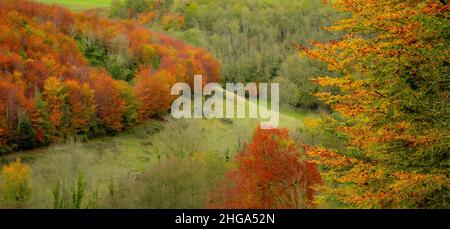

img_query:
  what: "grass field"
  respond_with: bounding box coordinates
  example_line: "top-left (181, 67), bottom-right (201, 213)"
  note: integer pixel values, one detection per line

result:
top-left (36, 0), bottom-right (111, 11)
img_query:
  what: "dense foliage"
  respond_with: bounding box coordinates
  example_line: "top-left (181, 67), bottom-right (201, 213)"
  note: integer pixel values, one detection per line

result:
top-left (303, 0), bottom-right (450, 208)
top-left (208, 127), bottom-right (322, 209)
top-left (0, 0), bottom-right (220, 152)
top-left (110, 0), bottom-right (343, 108)
top-left (1, 0), bottom-right (448, 210)
top-left (1, 158), bottom-right (31, 202)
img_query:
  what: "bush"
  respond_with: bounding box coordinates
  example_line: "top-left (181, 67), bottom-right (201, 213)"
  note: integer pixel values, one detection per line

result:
top-left (122, 152), bottom-right (228, 208)
top-left (1, 158), bottom-right (31, 202)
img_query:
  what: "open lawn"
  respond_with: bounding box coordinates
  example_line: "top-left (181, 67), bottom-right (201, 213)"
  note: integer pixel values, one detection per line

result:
top-left (36, 0), bottom-right (111, 11)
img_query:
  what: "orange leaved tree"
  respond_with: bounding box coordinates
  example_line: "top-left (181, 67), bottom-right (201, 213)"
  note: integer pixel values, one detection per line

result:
top-left (88, 71), bottom-right (126, 132)
top-left (208, 127), bottom-right (322, 209)
top-left (65, 80), bottom-right (96, 135)
top-left (135, 68), bottom-right (176, 120)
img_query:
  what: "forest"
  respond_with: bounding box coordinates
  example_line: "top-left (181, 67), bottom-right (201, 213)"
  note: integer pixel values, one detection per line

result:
top-left (0, 0), bottom-right (448, 209)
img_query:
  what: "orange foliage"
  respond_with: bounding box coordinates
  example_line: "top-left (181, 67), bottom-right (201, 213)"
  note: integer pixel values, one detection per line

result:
top-left (0, 80), bottom-right (27, 147)
top-left (42, 77), bottom-right (66, 136)
top-left (65, 80), bottom-right (95, 135)
top-left (0, 0), bottom-right (221, 151)
top-left (135, 68), bottom-right (176, 120)
top-left (88, 71), bottom-right (126, 132)
top-left (208, 127), bottom-right (323, 209)
top-left (300, 0), bottom-right (450, 208)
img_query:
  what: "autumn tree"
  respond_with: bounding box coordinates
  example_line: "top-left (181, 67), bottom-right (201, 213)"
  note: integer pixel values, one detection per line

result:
top-left (0, 81), bottom-right (29, 150)
top-left (302, 0), bottom-right (450, 208)
top-left (115, 80), bottom-right (140, 128)
top-left (208, 127), bottom-right (322, 209)
top-left (0, 81), bottom-right (19, 149)
top-left (88, 71), bottom-right (126, 132)
top-left (135, 68), bottom-right (175, 120)
top-left (42, 77), bottom-right (67, 141)
top-left (65, 80), bottom-right (96, 135)
top-left (18, 100), bottom-right (45, 149)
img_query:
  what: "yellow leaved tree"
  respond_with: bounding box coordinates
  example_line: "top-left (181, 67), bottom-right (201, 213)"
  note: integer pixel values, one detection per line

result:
top-left (302, 0), bottom-right (449, 208)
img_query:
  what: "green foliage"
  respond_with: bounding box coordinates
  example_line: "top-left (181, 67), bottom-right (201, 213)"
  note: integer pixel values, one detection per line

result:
top-left (77, 37), bottom-right (108, 66)
top-left (109, 0), bottom-right (128, 18)
top-left (271, 76), bottom-right (300, 107)
top-left (15, 111), bottom-right (37, 150)
top-left (303, 0), bottom-right (450, 209)
top-left (52, 173), bottom-right (97, 209)
top-left (38, 0), bottom-right (112, 11)
top-left (140, 0), bottom-right (342, 83)
top-left (34, 90), bottom-right (52, 145)
top-left (110, 0), bottom-right (344, 110)
top-left (277, 54), bottom-right (332, 109)
top-left (77, 37), bottom-right (137, 81)
top-left (130, 152), bottom-right (228, 208)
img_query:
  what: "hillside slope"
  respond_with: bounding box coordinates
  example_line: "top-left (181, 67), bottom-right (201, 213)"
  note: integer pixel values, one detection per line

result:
top-left (0, 0), bottom-right (220, 153)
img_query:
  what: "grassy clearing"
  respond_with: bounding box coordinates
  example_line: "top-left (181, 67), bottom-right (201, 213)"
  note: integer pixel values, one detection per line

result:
top-left (36, 0), bottom-right (111, 11)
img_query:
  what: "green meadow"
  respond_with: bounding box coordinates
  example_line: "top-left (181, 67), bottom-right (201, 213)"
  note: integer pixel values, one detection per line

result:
top-left (37, 0), bottom-right (111, 11)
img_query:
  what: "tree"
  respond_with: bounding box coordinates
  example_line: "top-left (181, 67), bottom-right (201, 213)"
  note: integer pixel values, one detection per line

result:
top-left (271, 76), bottom-right (300, 107)
top-left (115, 80), bottom-right (140, 127)
top-left (16, 109), bottom-right (37, 150)
top-left (88, 71), bottom-right (127, 132)
top-left (139, 44), bottom-right (160, 68)
top-left (65, 80), bottom-right (96, 135)
top-left (42, 77), bottom-right (67, 141)
top-left (0, 81), bottom-right (27, 150)
top-left (302, 0), bottom-right (450, 208)
top-left (135, 68), bottom-right (176, 120)
top-left (33, 89), bottom-right (52, 145)
top-left (208, 127), bottom-right (322, 209)
top-left (277, 54), bottom-right (330, 109)
top-left (125, 0), bottom-right (341, 84)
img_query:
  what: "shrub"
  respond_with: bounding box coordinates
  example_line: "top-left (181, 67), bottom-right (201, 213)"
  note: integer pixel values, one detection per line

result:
top-left (1, 158), bottom-right (31, 202)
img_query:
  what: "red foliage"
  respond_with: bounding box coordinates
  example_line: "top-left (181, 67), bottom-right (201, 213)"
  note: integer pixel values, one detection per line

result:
top-left (208, 127), bottom-right (323, 209)
top-left (0, 80), bottom-right (28, 146)
top-left (87, 71), bottom-right (126, 132)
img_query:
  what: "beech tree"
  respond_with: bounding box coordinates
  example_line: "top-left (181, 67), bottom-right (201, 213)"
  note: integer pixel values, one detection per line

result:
top-left (302, 0), bottom-right (450, 208)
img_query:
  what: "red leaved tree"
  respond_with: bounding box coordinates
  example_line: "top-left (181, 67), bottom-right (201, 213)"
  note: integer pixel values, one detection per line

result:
top-left (208, 127), bottom-right (323, 209)
top-left (88, 70), bottom-right (126, 132)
